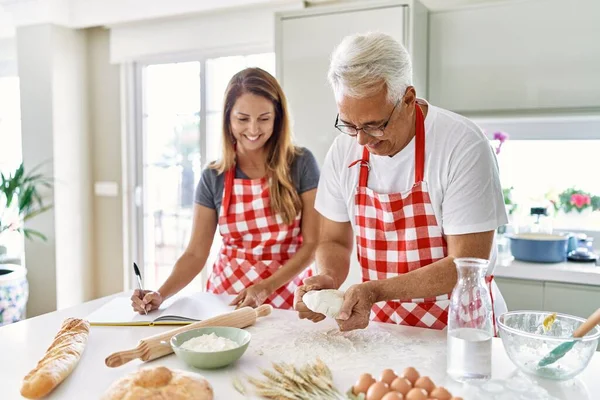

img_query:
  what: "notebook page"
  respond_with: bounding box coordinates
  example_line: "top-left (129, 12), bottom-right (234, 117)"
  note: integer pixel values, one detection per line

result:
top-left (86, 292), bottom-right (236, 325)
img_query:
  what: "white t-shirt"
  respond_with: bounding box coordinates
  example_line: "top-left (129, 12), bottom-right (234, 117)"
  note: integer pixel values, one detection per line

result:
top-left (315, 101), bottom-right (508, 248)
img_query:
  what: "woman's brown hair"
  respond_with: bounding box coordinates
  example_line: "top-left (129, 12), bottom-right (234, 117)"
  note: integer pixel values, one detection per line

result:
top-left (211, 68), bottom-right (301, 225)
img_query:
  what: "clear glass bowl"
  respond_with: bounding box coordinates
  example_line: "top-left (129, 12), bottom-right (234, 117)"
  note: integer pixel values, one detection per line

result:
top-left (497, 311), bottom-right (600, 381)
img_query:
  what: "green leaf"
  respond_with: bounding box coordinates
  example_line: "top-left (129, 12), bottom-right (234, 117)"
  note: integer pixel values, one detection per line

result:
top-left (0, 161), bottom-right (53, 241)
top-left (22, 228), bottom-right (47, 241)
top-left (21, 205), bottom-right (52, 222)
top-left (592, 196), bottom-right (600, 211)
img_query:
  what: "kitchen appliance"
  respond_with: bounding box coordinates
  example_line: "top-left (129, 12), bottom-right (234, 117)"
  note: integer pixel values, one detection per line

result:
top-left (509, 233), bottom-right (568, 263)
top-left (528, 207), bottom-right (553, 234)
top-left (567, 236), bottom-right (599, 262)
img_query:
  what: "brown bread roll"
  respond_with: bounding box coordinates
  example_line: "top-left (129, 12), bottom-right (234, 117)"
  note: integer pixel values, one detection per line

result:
top-left (102, 366), bottom-right (213, 400)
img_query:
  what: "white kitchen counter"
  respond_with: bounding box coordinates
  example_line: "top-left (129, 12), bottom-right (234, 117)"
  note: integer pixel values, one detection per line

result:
top-left (494, 259), bottom-right (600, 286)
top-left (0, 293), bottom-right (599, 399)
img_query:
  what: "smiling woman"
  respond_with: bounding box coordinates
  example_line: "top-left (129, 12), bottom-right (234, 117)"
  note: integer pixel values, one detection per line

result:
top-left (211, 68), bottom-right (301, 225)
top-left (129, 68), bottom-right (321, 316)
top-left (229, 94), bottom-right (274, 152)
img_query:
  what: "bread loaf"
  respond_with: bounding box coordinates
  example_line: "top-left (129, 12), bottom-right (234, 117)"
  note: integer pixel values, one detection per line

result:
top-left (20, 317), bottom-right (90, 399)
top-left (102, 366), bottom-right (213, 400)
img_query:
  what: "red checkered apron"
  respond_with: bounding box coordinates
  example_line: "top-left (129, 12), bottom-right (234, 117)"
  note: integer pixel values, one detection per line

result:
top-left (350, 105), bottom-right (450, 329)
top-left (206, 166), bottom-right (313, 309)
top-left (351, 105), bottom-right (498, 331)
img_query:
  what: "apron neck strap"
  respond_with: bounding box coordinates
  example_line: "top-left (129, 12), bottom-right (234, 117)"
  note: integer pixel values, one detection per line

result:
top-left (414, 103), bottom-right (425, 183)
top-left (223, 141), bottom-right (239, 217)
top-left (223, 166), bottom-right (235, 217)
top-left (348, 147), bottom-right (371, 187)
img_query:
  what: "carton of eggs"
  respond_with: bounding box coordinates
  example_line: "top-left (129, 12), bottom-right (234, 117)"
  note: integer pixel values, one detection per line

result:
top-left (348, 366), bottom-right (463, 400)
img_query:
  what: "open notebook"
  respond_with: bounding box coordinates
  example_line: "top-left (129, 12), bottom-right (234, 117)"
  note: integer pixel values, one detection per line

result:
top-left (87, 292), bottom-right (236, 326)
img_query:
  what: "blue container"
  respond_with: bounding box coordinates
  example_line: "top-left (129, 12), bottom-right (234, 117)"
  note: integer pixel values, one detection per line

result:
top-left (509, 233), bottom-right (568, 263)
top-left (0, 264), bottom-right (29, 326)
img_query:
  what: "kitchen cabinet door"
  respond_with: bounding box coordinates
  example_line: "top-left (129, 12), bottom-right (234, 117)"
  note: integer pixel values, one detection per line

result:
top-left (495, 277), bottom-right (544, 311)
top-left (428, 0), bottom-right (600, 113)
top-left (543, 282), bottom-right (600, 320)
top-left (544, 282), bottom-right (600, 350)
top-left (276, 2), bottom-right (407, 166)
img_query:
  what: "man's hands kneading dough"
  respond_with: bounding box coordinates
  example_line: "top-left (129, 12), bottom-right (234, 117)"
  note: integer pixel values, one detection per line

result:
top-left (302, 289), bottom-right (344, 319)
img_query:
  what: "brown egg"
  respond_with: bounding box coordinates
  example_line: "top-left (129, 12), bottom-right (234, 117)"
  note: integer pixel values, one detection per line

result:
top-left (367, 381), bottom-right (390, 400)
top-left (380, 368), bottom-right (398, 385)
top-left (382, 392), bottom-right (404, 400)
top-left (430, 387), bottom-right (452, 400)
top-left (414, 376), bottom-right (435, 394)
top-left (353, 373), bottom-right (376, 395)
top-left (406, 388), bottom-right (428, 400)
top-left (390, 377), bottom-right (412, 395)
top-left (401, 367), bottom-right (420, 385)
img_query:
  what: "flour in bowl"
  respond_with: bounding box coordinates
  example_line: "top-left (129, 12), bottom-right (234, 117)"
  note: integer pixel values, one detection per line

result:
top-left (180, 333), bottom-right (239, 352)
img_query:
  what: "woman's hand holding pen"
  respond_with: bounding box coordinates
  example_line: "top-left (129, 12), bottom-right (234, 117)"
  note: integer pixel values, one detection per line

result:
top-left (131, 290), bottom-right (163, 314)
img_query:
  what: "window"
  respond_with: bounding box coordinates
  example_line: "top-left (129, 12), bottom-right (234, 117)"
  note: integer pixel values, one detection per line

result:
top-left (0, 76), bottom-right (23, 259)
top-left (477, 115), bottom-right (600, 232)
top-left (0, 77), bottom-right (21, 175)
top-left (138, 53), bottom-right (275, 290)
top-left (495, 140), bottom-right (600, 230)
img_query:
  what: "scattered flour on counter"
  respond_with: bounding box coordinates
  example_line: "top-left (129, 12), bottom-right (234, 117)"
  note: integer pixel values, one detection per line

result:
top-left (248, 319), bottom-right (446, 372)
top-left (180, 333), bottom-right (239, 352)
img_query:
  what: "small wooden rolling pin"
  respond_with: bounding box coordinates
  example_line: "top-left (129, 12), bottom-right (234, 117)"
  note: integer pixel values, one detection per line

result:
top-left (105, 304), bottom-right (272, 368)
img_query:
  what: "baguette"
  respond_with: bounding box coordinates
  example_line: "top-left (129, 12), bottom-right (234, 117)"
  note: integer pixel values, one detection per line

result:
top-left (20, 317), bottom-right (90, 399)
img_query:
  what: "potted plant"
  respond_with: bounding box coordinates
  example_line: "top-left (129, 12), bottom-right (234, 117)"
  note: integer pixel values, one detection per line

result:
top-left (0, 163), bottom-right (53, 326)
top-left (549, 187), bottom-right (600, 230)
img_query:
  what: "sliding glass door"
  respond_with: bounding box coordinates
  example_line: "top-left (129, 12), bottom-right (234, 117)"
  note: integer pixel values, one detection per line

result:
top-left (136, 53), bottom-right (275, 291)
top-left (140, 61), bottom-right (202, 289)
top-left (0, 76), bottom-right (23, 262)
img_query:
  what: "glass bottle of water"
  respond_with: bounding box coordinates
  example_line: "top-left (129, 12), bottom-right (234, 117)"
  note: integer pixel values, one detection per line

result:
top-left (447, 258), bottom-right (493, 382)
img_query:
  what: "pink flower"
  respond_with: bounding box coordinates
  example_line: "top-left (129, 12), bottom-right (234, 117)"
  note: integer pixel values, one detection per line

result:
top-left (493, 131), bottom-right (509, 142)
top-left (570, 194), bottom-right (591, 208)
top-left (493, 131), bottom-right (509, 155)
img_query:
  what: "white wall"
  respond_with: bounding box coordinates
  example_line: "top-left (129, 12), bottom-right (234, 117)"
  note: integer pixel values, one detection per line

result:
top-left (0, 37), bottom-right (17, 76)
top-left (71, 0), bottom-right (301, 28)
top-left (17, 25), bottom-right (58, 317)
top-left (109, 3), bottom-right (301, 63)
top-left (87, 27), bottom-right (125, 298)
top-left (0, 7), bottom-right (16, 39)
top-left (51, 25), bottom-right (93, 309)
top-left (17, 24), bottom-right (95, 315)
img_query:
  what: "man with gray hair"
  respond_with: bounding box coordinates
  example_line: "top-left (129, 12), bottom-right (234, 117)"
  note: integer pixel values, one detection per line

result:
top-left (294, 32), bottom-right (508, 331)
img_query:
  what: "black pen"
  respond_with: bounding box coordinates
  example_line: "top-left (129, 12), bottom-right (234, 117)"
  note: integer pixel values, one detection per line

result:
top-left (133, 262), bottom-right (147, 315)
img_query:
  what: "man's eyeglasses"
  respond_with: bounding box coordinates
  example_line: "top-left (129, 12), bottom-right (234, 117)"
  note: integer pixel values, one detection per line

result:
top-left (334, 101), bottom-right (399, 137)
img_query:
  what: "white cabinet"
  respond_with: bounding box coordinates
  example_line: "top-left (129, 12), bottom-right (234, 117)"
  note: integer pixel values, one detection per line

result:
top-left (496, 277), bottom-right (600, 350)
top-left (495, 277), bottom-right (544, 311)
top-left (543, 282), bottom-right (600, 321)
top-left (428, 0), bottom-right (600, 113)
top-left (276, 0), bottom-right (427, 165)
top-left (496, 278), bottom-right (600, 316)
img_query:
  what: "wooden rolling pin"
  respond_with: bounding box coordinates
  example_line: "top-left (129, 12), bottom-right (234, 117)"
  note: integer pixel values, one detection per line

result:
top-left (105, 304), bottom-right (272, 368)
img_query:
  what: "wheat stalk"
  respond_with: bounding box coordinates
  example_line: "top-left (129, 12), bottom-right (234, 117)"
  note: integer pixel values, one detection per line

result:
top-left (239, 358), bottom-right (344, 400)
top-left (232, 376), bottom-right (247, 396)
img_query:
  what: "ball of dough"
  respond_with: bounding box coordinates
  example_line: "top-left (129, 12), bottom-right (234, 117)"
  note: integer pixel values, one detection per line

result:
top-left (303, 289), bottom-right (345, 319)
top-left (102, 366), bottom-right (213, 400)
